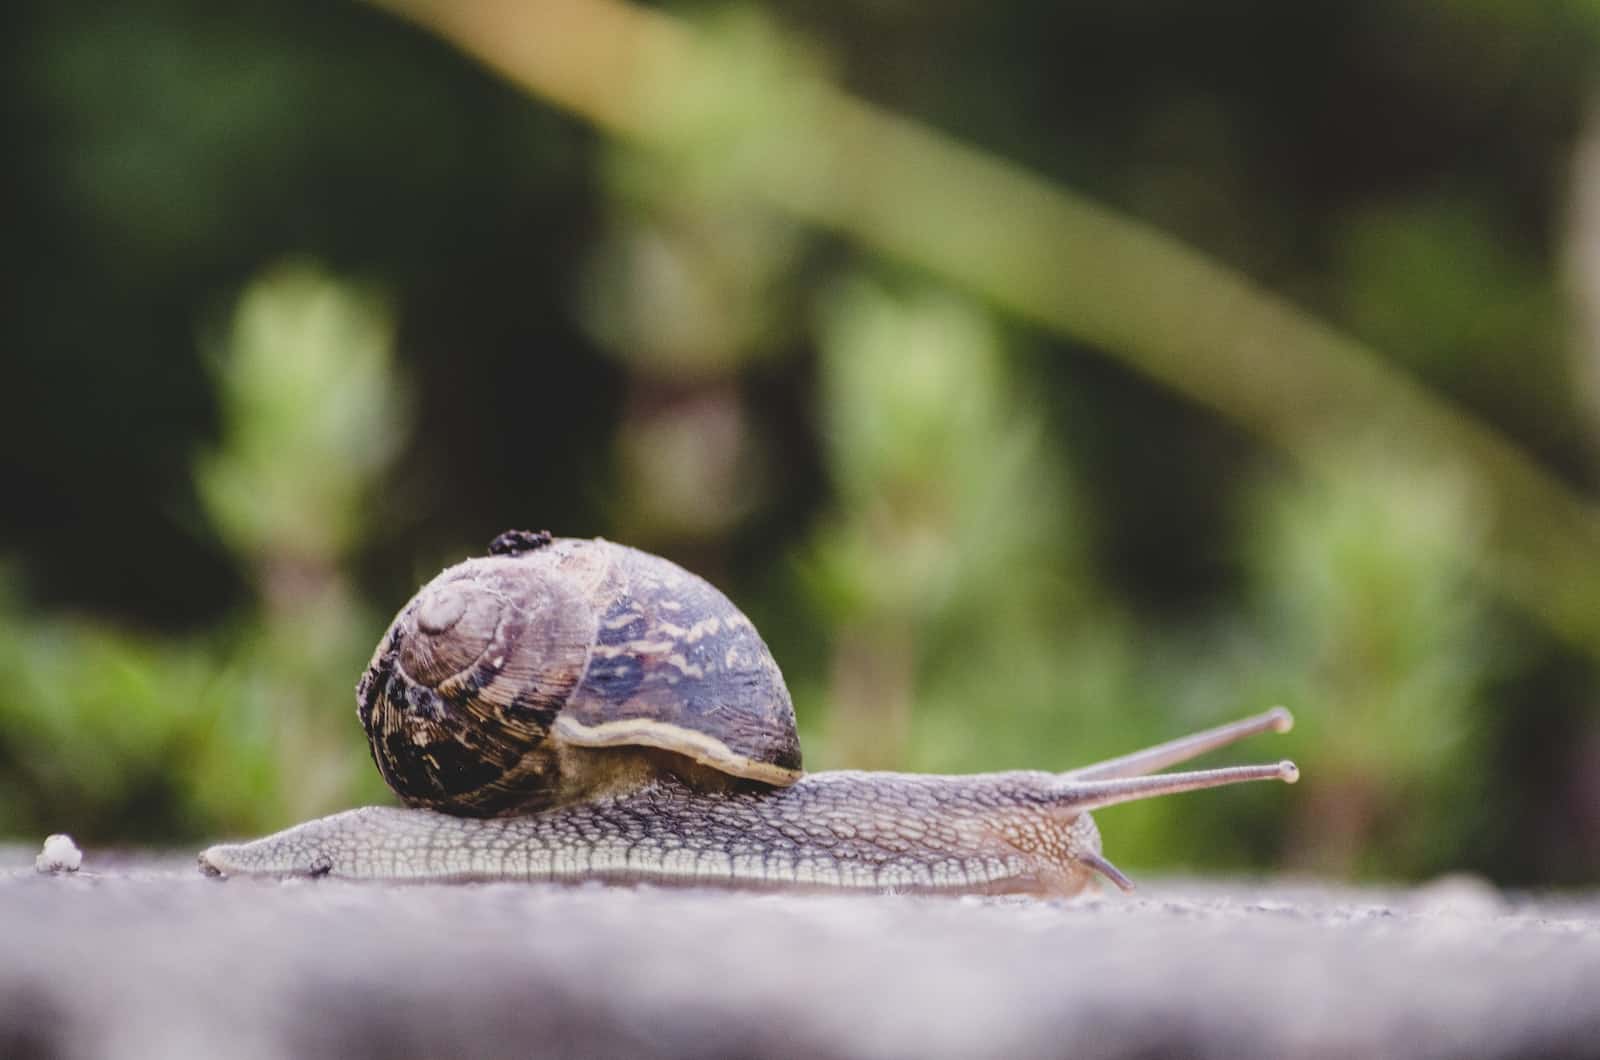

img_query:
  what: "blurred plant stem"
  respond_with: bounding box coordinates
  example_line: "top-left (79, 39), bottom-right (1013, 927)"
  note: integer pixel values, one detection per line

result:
top-left (372, 0), bottom-right (1600, 662)
top-left (1245, 458), bottom-right (1493, 876)
top-left (827, 620), bottom-right (913, 770)
top-left (578, 153), bottom-right (805, 552)
top-left (197, 262), bottom-right (407, 823)
top-left (0, 262), bottom-right (406, 839)
top-left (804, 278), bottom-right (1085, 768)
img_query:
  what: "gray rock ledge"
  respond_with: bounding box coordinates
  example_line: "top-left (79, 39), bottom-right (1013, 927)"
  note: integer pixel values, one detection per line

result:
top-left (2, 850), bottom-right (1597, 1059)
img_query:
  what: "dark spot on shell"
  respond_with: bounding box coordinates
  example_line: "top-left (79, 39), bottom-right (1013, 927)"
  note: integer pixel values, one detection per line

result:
top-left (507, 682), bottom-right (564, 730)
top-left (383, 667), bottom-right (445, 721)
top-left (584, 654), bottom-right (645, 703)
top-left (378, 730), bottom-right (506, 805)
top-left (596, 605), bottom-right (647, 647)
top-left (488, 529), bottom-right (553, 555)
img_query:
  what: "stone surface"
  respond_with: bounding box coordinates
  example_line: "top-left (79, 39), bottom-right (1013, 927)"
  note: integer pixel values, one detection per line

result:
top-left (2, 845), bottom-right (1598, 1059)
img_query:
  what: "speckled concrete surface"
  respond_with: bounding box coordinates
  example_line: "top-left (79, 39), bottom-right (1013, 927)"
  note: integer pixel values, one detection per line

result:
top-left (3, 845), bottom-right (1597, 1059)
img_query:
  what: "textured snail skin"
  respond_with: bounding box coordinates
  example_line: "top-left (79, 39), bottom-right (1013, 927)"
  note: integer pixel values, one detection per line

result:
top-left (199, 770), bottom-right (1113, 896)
top-left (198, 756), bottom-right (1298, 894)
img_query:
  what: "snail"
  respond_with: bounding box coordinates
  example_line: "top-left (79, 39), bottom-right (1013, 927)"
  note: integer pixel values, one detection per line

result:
top-left (199, 530), bottom-right (1298, 896)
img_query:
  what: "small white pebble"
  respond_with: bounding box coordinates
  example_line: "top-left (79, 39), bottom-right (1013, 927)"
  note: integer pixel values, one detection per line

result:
top-left (35, 833), bottom-right (83, 874)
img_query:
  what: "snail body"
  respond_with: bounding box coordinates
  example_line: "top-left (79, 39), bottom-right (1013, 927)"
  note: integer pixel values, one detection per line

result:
top-left (200, 532), bottom-right (1298, 896)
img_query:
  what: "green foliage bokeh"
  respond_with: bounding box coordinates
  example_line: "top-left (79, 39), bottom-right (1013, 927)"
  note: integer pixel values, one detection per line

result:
top-left (4, 0), bottom-right (1600, 885)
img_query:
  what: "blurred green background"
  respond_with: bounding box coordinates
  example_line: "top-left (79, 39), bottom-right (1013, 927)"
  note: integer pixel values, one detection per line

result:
top-left (5, 0), bottom-right (1600, 886)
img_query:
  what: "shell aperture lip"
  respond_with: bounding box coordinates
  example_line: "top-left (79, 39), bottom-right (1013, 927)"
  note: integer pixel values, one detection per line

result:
top-left (554, 714), bottom-right (803, 786)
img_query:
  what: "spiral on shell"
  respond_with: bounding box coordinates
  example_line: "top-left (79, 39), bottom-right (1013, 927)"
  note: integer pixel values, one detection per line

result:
top-left (355, 532), bottom-right (802, 816)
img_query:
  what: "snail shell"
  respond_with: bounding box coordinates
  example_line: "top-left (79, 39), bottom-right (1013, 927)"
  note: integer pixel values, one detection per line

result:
top-left (356, 530), bottom-right (802, 816)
